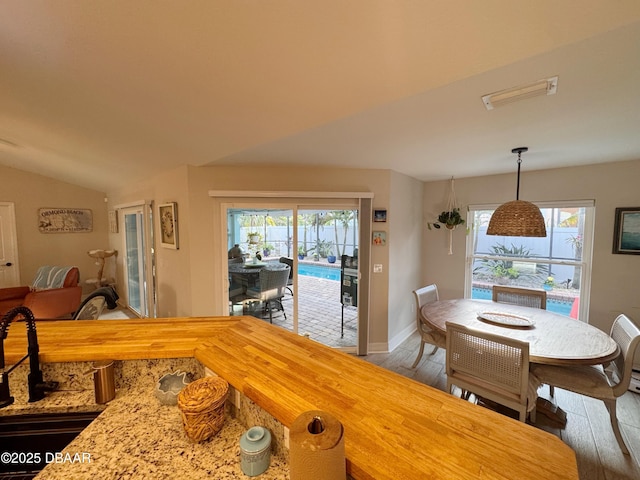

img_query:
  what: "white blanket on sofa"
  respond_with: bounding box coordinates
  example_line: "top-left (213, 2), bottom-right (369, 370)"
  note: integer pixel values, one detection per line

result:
top-left (31, 266), bottom-right (74, 290)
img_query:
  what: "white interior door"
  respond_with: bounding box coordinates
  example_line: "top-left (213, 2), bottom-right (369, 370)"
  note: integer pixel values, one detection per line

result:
top-left (0, 202), bottom-right (20, 287)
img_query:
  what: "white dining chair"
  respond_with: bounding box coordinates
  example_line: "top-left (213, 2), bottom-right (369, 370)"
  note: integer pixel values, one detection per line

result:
top-left (531, 314), bottom-right (640, 454)
top-left (446, 321), bottom-right (537, 423)
top-left (411, 284), bottom-right (446, 368)
top-left (492, 285), bottom-right (547, 309)
top-left (492, 285), bottom-right (553, 394)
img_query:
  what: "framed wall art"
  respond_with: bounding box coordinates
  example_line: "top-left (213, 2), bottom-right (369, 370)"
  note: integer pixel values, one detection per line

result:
top-left (613, 207), bottom-right (640, 254)
top-left (373, 209), bottom-right (387, 222)
top-left (108, 210), bottom-right (119, 233)
top-left (372, 231), bottom-right (386, 246)
top-left (159, 202), bottom-right (179, 249)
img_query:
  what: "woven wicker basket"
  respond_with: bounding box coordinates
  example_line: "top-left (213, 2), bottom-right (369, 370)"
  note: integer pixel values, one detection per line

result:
top-left (177, 376), bottom-right (229, 442)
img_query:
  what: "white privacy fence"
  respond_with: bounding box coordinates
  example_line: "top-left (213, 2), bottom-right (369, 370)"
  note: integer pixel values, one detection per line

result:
top-left (236, 226), bottom-right (359, 258)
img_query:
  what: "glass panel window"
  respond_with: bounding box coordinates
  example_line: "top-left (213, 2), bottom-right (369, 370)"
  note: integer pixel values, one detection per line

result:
top-left (465, 202), bottom-right (594, 321)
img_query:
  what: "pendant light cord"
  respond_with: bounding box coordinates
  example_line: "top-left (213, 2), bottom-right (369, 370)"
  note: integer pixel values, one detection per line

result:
top-left (516, 154), bottom-right (522, 200)
top-left (512, 146), bottom-right (527, 201)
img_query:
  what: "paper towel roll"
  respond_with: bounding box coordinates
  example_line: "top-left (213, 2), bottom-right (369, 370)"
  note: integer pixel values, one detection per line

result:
top-left (289, 410), bottom-right (346, 480)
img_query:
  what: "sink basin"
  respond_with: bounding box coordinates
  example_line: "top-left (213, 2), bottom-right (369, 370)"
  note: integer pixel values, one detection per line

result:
top-left (0, 411), bottom-right (101, 478)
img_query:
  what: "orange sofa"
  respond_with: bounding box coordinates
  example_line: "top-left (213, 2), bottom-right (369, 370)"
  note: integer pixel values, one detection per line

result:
top-left (0, 267), bottom-right (82, 319)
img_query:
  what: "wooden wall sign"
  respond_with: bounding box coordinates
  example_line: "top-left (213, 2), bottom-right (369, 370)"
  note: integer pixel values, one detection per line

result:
top-left (38, 208), bottom-right (93, 233)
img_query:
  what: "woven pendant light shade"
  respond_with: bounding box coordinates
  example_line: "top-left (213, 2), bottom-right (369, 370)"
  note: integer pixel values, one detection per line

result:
top-left (487, 147), bottom-right (547, 237)
top-left (486, 199), bottom-right (547, 237)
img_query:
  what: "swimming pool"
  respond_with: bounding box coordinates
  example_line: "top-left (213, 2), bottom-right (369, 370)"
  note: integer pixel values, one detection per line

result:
top-left (297, 266), bottom-right (575, 316)
top-left (472, 287), bottom-right (574, 317)
top-left (298, 263), bottom-right (341, 281)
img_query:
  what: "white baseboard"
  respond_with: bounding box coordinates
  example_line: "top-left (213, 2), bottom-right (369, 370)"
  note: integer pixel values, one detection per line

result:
top-left (367, 342), bottom-right (389, 354)
top-left (389, 322), bottom-right (417, 352)
top-left (368, 323), bottom-right (417, 354)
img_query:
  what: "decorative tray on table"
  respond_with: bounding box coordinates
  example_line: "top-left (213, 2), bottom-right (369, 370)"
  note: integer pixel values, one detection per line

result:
top-left (477, 311), bottom-right (535, 328)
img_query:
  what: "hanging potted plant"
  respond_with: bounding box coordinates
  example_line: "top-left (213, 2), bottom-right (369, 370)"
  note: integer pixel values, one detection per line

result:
top-left (247, 232), bottom-right (261, 244)
top-left (426, 178), bottom-right (465, 255)
top-left (428, 208), bottom-right (466, 230)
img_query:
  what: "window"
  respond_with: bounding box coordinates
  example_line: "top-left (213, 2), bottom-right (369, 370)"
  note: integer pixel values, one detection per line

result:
top-left (465, 201), bottom-right (594, 321)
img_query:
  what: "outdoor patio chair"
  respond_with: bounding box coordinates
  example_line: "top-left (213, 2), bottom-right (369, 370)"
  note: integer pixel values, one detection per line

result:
top-left (278, 257), bottom-right (294, 295)
top-left (531, 314), bottom-right (640, 454)
top-left (246, 265), bottom-right (290, 323)
top-left (411, 284), bottom-right (446, 368)
top-left (446, 321), bottom-right (537, 423)
top-left (492, 285), bottom-right (547, 310)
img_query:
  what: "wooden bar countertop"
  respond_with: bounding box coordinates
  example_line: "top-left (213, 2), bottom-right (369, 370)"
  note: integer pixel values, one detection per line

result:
top-left (3, 315), bottom-right (578, 480)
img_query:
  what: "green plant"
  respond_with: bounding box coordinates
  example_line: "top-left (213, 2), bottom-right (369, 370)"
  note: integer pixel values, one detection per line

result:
top-left (298, 245), bottom-right (306, 255)
top-left (247, 231), bottom-right (261, 239)
top-left (566, 234), bottom-right (583, 251)
top-left (428, 208), bottom-right (465, 230)
top-left (315, 240), bottom-right (334, 258)
top-left (544, 276), bottom-right (555, 287)
top-left (478, 243), bottom-right (550, 282)
top-left (491, 265), bottom-right (521, 279)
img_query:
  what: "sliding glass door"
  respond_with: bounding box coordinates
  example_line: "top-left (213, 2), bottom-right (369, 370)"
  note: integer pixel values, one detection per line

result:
top-left (227, 207), bottom-right (295, 333)
top-left (226, 205), bottom-right (360, 351)
top-left (122, 206), bottom-right (150, 317)
top-left (297, 209), bottom-right (359, 348)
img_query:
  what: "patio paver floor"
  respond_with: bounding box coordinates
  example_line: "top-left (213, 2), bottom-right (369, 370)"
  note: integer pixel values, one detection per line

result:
top-left (235, 274), bottom-right (358, 348)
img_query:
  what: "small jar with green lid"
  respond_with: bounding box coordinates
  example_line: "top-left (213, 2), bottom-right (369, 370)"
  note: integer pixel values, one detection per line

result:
top-left (239, 426), bottom-right (271, 476)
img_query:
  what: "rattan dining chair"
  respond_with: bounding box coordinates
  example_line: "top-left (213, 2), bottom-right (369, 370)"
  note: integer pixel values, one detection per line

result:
top-left (411, 284), bottom-right (446, 368)
top-left (446, 322), bottom-right (537, 423)
top-left (531, 314), bottom-right (640, 454)
top-left (492, 285), bottom-right (547, 310)
top-left (246, 265), bottom-right (291, 324)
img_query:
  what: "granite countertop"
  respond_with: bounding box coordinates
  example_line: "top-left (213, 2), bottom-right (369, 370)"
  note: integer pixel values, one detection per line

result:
top-left (1, 360), bottom-right (288, 479)
top-left (37, 387), bottom-right (289, 479)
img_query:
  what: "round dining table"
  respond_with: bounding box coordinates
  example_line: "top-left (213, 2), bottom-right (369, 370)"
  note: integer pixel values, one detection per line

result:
top-left (420, 299), bottom-right (620, 366)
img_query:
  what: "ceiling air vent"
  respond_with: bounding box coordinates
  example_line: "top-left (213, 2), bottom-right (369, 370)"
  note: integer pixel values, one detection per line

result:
top-left (482, 76), bottom-right (558, 110)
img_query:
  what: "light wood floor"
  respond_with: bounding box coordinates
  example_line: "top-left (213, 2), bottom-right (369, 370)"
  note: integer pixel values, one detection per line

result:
top-left (363, 331), bottom-right (640, 480)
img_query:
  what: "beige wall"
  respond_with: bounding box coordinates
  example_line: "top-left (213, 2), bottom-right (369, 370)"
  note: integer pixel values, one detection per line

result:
top-left (107, 165), bottom-right (191, 317)
top-left (422, 159), bottom-right (640, 337)
top-left (185, 165), bottom-right (402, 348)
top-left (108, 164), bottom-right (415, 349)
top-left (6, 157), bottom-right (638, 354)
top-left (387, 171), bottom-right (424, 349)
top-left (0, 165), bottom-right (108, 292)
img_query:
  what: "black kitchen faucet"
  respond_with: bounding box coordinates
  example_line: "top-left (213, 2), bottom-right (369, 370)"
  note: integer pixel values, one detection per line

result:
top-left (0, 306), bottom-right (58, 408)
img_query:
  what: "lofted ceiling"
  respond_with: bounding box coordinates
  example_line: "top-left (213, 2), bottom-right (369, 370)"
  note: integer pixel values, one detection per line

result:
top-left (1, 1), bottom-right (640, 192)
